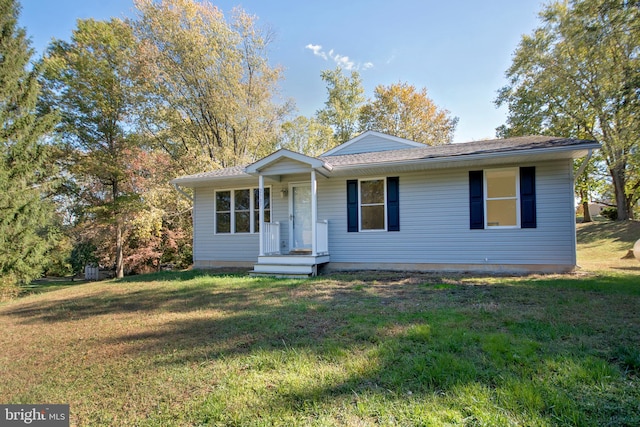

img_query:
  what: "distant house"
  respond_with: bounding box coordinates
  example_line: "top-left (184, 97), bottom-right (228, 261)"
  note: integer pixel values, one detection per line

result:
top-left (587, 202), bottom-right (608, 217)
top-left (172, 131), bottom-right (599, 276)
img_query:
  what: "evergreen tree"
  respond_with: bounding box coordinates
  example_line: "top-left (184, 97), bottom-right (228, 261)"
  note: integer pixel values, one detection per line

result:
top-left (0, 0), bottom-right (57, 296)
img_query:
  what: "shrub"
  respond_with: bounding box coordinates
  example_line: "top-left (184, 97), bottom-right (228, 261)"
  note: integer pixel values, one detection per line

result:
top-left (601, 207), bottom-right (618, 220)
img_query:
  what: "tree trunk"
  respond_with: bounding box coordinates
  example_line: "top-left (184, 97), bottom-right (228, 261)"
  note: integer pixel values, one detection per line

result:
top-left (115, 221), bottom-right (124, 279)
top-left (582, 200), bottom-right (592, 223)
top-left (626, 198), bottom-right (635, 220)
top-left (611, 165), bottom-right (629, 220)
top-left (113, 179), bottom-right (124, 279)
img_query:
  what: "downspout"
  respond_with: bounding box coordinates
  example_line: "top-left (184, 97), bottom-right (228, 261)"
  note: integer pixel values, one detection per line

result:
top-left (572, 148), bottom-right (593, 271)
top-left (172, 182), bottom-right (194, 203)
top-left (574, 149), bottom-right (593, 182)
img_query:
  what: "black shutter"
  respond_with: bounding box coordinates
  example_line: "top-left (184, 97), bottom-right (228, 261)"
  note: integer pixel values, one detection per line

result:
top-left (387, 177), bottom-right (400, 231)
top-left (347, 180), bottom-right (358, 232)
top-left (520, 166), bottom-right (537, 228)
top-left (469, 170), bottom-right (484, 229)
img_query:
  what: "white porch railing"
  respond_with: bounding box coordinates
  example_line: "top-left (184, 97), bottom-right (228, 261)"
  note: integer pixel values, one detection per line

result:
top-left (316, 220), bottom-right (329, 255)
top-left (262, 221), bottom-right (281, 255)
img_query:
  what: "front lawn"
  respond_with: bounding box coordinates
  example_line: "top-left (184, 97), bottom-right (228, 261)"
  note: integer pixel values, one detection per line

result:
top-left (1, 268), bottom-right (639, 426)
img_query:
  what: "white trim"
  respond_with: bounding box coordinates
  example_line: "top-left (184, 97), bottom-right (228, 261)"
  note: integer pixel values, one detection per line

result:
top-left (311, 170), bottom-right (318, 256)
top-left (321, 130), bottom-right (426, 156)
top-left (258, 175), bottom-right (264, 256)
top-left (358, 177), bottom-right (387, 232)
top-left (246, 148), bottom-right (327, 174)
top-left (569, 159), bottom-right (578, 267)
top-left (214, 186), bottom-right (271, 235)
top-left (484, 168), bottom-right (520, 229)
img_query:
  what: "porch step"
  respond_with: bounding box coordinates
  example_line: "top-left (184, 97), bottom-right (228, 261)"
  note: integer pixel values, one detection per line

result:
top-left (249, 271), bottom-right (314, 279)
top-left (252, 254), bottom-right (330, 278)
top-left (258, 254), bottom-right (329, 265)
top-left (252, 263), bottom-right (316, 275)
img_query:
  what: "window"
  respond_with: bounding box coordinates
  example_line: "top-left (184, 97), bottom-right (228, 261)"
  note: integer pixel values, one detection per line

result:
top-left (215, 191), bottom-right (231, 233)
top-left (469, 167), bottom-right (536, 230)
top-left (234, 189), bottom-right (251, 233)
top-left (215, 187), bottom-right (271, 234)
top-left (253, 188), bottom-right (270, 232)
top-left (347, 177), bottom-right (399, 232)
top-left (360, 179), bottom-right (386, 230)
top-left (485, 168), bottom-right (519, 227)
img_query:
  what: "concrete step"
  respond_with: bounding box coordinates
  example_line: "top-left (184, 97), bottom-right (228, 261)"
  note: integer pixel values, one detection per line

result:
top-left (252, 263), bottom-right (315, 275)
top-left (257, 254), bottom-right (329, 265)
top-left (249, 271), bottom-right (312, 279)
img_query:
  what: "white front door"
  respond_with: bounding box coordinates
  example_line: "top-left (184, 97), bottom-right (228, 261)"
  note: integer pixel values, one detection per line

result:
top-left (289, 183), bottom-right (312, 251)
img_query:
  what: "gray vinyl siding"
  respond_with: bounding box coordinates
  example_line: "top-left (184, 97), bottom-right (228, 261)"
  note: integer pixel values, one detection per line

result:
top-left (317, 159), bottom-right (575, 267)
top-left (193, 181), bottom-right (293, 263)
top-left (327, 134), bottom-right (422, 155)
top-left (260, 158), bottom-right (314, 175)
top-left (192, 159), bottom-right (576, 269)
top-left (193, 186), bottom-right (259, 262)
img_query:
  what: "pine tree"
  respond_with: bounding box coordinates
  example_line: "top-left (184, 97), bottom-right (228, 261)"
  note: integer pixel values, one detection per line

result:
top-left (0, 0), bottom-right (57, 296)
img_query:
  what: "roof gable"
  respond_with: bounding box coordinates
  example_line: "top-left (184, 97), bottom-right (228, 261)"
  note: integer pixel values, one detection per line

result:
top-left (246, 149), bottom-right (325, 173)
top-left (322, 131), bottom-right (426, 156)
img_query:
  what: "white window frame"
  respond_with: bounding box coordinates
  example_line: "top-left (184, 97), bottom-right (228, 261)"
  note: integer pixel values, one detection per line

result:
top-left (359, 177), bottom-right (387, 232)
top-left (484, 168), bottom-right (520, 229)
top-left (214, 186), bottom-right (271, 234)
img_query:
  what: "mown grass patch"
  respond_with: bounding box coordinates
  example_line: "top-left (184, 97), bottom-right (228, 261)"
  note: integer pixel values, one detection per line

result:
top-left (576, 219), bottom-right (640, 271)
top-left (1, 269), bottom-right (639, 426)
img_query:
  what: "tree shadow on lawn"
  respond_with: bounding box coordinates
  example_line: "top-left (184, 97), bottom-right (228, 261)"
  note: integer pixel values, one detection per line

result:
top-left (1, 272), bottom-right (284, 323)
top-left (3, 272), bottom-right (640, 424)
top-left (577, 220), bottom-right (640, 245)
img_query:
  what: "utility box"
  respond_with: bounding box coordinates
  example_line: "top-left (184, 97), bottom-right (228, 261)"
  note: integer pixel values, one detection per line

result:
top-left (84, 265), bottom-right (99, 280)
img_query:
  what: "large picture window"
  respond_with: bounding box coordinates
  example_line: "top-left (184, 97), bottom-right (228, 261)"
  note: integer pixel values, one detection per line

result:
top-left (215, 187), bottom-right (270, 234)
top-left (360, 178), bottom-right (386, 231)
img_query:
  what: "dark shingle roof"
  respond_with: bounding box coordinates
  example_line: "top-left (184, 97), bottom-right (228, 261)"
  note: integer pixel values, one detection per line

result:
top-left (320, 136), bottom-right (593, 167)
top-left (172, 135), bottom-right (598, 184)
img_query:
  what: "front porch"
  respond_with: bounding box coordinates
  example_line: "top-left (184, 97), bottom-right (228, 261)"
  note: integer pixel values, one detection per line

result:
top-left (248, 150), bottom-right (333, 277)
top-left (251, 220), bottom-right (330, 277)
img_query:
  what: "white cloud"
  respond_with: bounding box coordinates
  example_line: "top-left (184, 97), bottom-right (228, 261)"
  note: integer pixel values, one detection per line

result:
top-left (305, 43), bottom-right (373, 71)
top-left (305, 44), bottom-right (327, 60)
top-left (331, 53), bottom-right (355, 70)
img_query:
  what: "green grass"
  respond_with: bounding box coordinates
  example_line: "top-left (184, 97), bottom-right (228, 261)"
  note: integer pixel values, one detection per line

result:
top-left (0, 221), bottom-right (638, 426)
top-left (577, 219), bottom-right (640, 271)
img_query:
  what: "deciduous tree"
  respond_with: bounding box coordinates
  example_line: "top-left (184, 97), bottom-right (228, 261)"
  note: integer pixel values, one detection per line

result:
top-left (359, 82), bottom-right (458, 145)
top-left (316, 67), bottom-right (365, 145)
top-left (278, 116), bottom-right (334, 156)
top-left (133, 0), bottom-right (290, 172)
top-left (496, 0), bottom-right (640, 220)
top-left (42, 18), bottom-right (142, 278)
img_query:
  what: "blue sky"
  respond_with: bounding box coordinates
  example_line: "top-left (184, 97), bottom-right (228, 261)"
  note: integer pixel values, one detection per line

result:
top-left (19, 0), bottom-right (544, 143)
